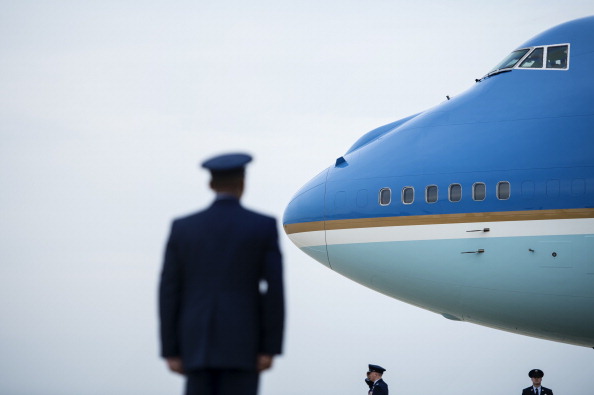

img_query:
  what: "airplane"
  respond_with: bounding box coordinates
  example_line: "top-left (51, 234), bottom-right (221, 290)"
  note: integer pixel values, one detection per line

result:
top-left (283, 16), bottom-right (594, 348)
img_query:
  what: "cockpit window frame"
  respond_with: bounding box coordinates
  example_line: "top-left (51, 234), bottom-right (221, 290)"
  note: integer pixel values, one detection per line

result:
top-left (489, 48), bottom-right (531, 73)
top-left (518, 47), bottom-right (544, 69)
top-left (515, 44), bottom-right (570, 71)
top-left (545, 44), bottom-right (570, 69)
top-left (485, 43), bottom-right (570, 79)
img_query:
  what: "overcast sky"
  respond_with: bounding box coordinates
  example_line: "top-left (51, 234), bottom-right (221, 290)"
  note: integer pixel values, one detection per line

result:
top-left (1, 1), bottom-right (593, 394)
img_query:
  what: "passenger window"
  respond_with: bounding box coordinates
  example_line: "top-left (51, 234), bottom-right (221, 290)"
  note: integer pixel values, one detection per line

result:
top-left (473, 183), bottom-right (486, 201)
top-left (546, 45), bottom-right (568, 69)
top-left (379, 188), bottom-right (391, 206)
top-left (402, 187), bottom-right (414, 204)
top-left (426, 185), bottom-right (438, 203)
top-left (497, 181), bottom-right (510, 200)
top-left (449, 184), bottom-right (462, 202)
top-left (519, 47), bottom-right (544, 68)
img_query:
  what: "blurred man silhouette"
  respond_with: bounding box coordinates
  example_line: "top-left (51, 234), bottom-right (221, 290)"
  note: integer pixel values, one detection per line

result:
top-left (159, 153), bottom-right (285, 395)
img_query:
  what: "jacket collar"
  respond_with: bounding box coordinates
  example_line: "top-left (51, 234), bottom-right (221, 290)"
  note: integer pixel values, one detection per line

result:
top-left (211, 196), bottom-right (241, 207)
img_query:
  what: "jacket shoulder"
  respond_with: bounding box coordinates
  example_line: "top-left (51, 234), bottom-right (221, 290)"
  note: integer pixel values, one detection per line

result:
top-left (237, 206), bottom-right (277, 224)
top-left (373, 380), bottom-right (388, 394)
top-left (248, 210), bottom-right (276, 222)
top-left (170, 204), bottom-right (276, 227)
top-left (376, 379), bottom-right (388, 388)
top-left (170, 209), bottom-right (207, 226)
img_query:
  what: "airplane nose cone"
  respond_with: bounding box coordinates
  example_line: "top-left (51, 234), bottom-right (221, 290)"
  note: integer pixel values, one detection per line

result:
top-left (283, 168), bottom-right (330, 267)
top-left (283, 168), bottom-right (327, 224)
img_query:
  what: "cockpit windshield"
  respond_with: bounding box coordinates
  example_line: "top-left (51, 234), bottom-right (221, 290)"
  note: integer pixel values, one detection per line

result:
top-left (546, 45), bottom-right (569, 68)
top-left (481, 44), bottom-right (570, 80)
top-left (489, 49), bottom-right (530, 73)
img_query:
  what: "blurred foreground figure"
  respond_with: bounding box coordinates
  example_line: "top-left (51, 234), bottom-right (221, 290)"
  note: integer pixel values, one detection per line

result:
top-left (522, 369), bottom-right (553, 395)
top-left (366, 364), bottom-right (388, 395)
top-left (159, 153), bottom-right (285, 395)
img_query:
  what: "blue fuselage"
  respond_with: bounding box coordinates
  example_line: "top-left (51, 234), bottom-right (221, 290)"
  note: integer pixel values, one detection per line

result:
top-left (283, 17), bottom-right (594, 347)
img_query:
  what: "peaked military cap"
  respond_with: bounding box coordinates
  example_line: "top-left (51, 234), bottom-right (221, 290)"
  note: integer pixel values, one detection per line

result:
top-left (201, 153), bottom-right (252, 172)
top-left (528, 369), bottom-right (544, 378)
top-left (201, 153), bottom-right (252, 179)
top-left (368, 364), bottom-right (386, 374)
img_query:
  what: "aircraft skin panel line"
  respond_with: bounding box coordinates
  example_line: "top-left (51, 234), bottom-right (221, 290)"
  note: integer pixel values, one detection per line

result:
top-left (283, 16), bottom-right (594, 347)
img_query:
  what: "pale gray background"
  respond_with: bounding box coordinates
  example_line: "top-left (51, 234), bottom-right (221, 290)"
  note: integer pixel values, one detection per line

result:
top-left (1, 1), bottom-right (593, 394)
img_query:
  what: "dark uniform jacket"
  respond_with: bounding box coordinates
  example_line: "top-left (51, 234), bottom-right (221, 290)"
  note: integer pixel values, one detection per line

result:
top-left (370, 378), bottom-right (389, 395)
top-left (522, 386), bottom-right (553, 395)
top-left (159, 198), bottom-right (284, 372)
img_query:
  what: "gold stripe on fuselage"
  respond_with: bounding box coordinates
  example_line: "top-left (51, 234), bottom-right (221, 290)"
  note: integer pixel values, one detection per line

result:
top-left (283, 208), bottom-right (594, 235)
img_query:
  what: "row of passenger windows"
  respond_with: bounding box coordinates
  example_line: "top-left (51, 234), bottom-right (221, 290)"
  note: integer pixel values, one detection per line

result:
top-left (378, 181), bottom-right (511, 205)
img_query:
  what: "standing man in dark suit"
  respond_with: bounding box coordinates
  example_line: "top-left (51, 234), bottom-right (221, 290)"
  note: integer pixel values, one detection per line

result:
top-left (366, 364), bottom-right (389, 395)
top-left (522, 369), bottom-right (553, 395)
top-left (159, 153), bottom-right (285, 395)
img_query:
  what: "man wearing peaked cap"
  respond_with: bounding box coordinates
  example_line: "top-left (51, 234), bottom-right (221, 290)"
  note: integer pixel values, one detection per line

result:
top-left (159, 153), bottom-right (285, 395)
top-left (522, 369), bottom-right (553, 395)
top-left (366, 364), bottom-right (388, 395)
